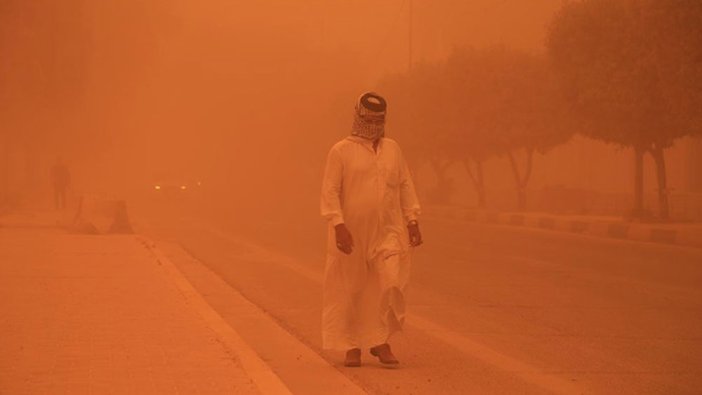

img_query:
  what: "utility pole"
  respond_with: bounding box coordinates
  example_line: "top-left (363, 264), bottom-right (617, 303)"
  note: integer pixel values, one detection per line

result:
top-left (319, 1), bottom-right (327, 50)
top-left (408, 0), bottom-right (413, 71)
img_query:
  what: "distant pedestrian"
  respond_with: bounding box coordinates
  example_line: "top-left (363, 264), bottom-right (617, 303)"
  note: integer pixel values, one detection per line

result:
top-left (51, 157), bottom-right (70, 210)
top-left (320, 92), bottom-right (423, 367)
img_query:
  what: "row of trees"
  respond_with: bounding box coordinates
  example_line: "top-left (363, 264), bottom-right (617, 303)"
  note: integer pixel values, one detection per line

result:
top-left (381, 47), bottom-right (571, 211)
top-left (381, 0), bottom-right (701, 219)
top-left (548, 0), bottom-right (702, 219)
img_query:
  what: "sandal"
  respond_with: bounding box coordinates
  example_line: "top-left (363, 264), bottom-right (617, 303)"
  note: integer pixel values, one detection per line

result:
top-left (370, 343), bottom-right (399, 365)
top-left (344, 348), bottom-right (361, 367)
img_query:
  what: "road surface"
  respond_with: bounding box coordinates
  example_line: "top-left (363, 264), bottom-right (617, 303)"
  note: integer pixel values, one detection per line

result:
top-left (138, 207), bottom-right (702, 394)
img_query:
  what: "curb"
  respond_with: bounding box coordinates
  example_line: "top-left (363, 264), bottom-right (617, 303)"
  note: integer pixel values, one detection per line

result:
top-left (424, 207), bottom-right (702, 249)
top-left (138, 236), bottom-right (294, 395)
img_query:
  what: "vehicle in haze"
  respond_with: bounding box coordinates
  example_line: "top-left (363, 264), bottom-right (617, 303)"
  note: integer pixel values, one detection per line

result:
top-left (149, 176), bottom-right (205, 207)
top-left (152, 179), bottom-right (202, 196)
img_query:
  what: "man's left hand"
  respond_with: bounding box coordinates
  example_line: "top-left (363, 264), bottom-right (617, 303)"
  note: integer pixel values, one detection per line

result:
top-left (408, 221), bottom-right (423, 247)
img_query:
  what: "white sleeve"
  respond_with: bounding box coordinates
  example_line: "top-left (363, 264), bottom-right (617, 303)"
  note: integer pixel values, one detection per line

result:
top-left (399, 148), bottom-right (421, 223)
top-left (320, 146), bottom-right (345, 226)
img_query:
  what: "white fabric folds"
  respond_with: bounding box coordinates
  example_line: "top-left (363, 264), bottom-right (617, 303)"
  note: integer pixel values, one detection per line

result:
top-left (320, 136), bottom-right (421, 350)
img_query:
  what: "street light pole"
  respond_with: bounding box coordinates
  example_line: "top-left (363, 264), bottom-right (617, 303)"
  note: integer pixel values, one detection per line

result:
top-left (408, 0), bottom-right (413, 71)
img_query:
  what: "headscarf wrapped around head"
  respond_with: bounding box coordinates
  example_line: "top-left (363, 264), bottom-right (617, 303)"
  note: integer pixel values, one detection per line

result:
top-left (351, 92), bottom-right (387, 140)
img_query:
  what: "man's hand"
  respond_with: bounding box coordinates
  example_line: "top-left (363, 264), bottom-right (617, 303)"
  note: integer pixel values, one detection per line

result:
top-left (335, 223), bottom-right (354, 255)
top-left (408, 221), bottom-right (423, 247)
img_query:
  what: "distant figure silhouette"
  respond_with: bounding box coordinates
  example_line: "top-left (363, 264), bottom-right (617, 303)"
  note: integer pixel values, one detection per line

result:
top-left (51, 158), bottom-right (70, 210)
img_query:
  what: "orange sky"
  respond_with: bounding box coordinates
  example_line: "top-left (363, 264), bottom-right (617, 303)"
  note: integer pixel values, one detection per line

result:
top-left (168, 0), bottom-right (562, 84)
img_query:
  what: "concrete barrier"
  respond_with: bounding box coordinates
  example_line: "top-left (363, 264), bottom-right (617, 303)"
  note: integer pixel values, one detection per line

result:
top-left (650, 228), bottom-right (677, 244)
top-left (627, 225), bottom-right (651, 243)
top-left (606, 223), bottom-right (629, 239)
top-left (673, 226), bottom-right (702, 249)
top-left (537, 217), bottom-right (556, 230)
top-left (109, 200), bottom-right (133, 234)
top-left (509, 214), bottom-right (525, 226)
top-left (484, 211), bottom-right (500, 223)
top-left (68, 195), bottom-right (133, 235)
top-left (423, 205), bottom-right (702, 249)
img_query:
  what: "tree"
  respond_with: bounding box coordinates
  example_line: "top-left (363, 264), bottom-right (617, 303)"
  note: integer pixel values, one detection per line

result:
top-left (445, 47), bottom-right (571, 210)
top-left (381, 47), bottom-right (572, 210)
top-left (548, 0), bottom-right (702, 219)
top-left (442, 49), bottom-right (497, 209)
top-left (381, 63), bottom-right (458, 204)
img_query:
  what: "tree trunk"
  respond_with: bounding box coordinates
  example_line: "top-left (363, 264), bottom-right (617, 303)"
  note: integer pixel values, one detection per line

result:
top-left (430, 159), bottom-right (453, 204)
top-left (476, 160), bottom-right (485, 208)
top-left (0, 139), bottom-right (8, 207)
top-left (650, 144), bottom-right (670, 220)
top-left (24, 142), bottom-right (40, 204)
top-left (463, 158), bottom-right (486, 208)
top-left (507, 149), bottom-right (534, 211)
top-left (633, 145), bottom-right (645, 218)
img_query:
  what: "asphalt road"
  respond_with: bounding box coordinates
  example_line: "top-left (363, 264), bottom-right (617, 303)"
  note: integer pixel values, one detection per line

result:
top-left (139, 208), bottom-right (702, 394)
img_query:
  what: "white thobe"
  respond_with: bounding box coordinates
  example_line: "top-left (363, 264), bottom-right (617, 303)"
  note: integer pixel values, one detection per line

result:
top-left (320, 136), bottom-right (421, 350)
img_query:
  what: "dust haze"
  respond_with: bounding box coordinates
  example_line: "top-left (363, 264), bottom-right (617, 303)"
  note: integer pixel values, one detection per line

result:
top-left (1, 0), bottom-right (574, 221)
top-left (2, 2), bottom-right (702, 393)
top-left (3, 0), bottom-right (699, 225)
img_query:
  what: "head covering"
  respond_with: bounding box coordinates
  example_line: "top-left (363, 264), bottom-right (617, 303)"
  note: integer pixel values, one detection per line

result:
top-left (351, 92), bottom-right (387, 140)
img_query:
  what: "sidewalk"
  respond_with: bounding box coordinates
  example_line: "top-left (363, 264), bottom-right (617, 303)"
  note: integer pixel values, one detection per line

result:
top-left (0, 221), bottom-right (260, 393)
top-left (424, 206), bottom-right (702, 249)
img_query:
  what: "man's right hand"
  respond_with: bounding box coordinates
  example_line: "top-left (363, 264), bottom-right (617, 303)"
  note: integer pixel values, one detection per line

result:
top-left (334, 223), bottom-right (354, 255)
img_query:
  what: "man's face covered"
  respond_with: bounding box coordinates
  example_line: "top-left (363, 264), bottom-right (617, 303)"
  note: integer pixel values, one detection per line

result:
top-left (351, 92), bottom-right (387, 140)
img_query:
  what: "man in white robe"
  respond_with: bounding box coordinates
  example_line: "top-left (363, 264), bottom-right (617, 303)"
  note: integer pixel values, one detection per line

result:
top-left (320, 92), bottom-right (422, 367)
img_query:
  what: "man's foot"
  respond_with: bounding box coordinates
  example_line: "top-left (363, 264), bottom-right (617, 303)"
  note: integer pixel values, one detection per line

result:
top-left (370, 343), bottom-right (399, 365)
top-left (344, 348), bottom-right (361, 367)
